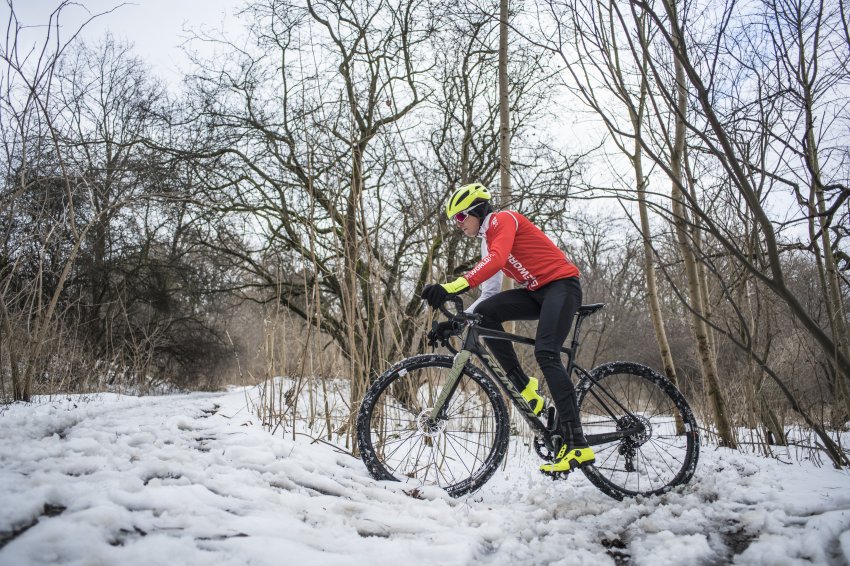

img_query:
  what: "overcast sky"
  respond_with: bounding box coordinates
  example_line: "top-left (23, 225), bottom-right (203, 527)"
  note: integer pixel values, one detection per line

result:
top-left (3, 1), bottom-right (243, 84)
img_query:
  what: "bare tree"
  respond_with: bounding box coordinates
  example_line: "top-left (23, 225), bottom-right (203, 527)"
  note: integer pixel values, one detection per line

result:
top-left (163, 0), bottom-right (442, 445)
top-left (630, 0), bottom-right (850, 384)
top-left (0, 2), bottom-right (118, 400)
top-left (499, 0), bottom-right (512, 203)
top-left (759, 0), bottom-right (850, 421)
top-left (662, 0), bottom-right (736, 447)
top-left (524, 0), bottom-right (850, 460)
top-left (626, 0), bottom-right (849, 463)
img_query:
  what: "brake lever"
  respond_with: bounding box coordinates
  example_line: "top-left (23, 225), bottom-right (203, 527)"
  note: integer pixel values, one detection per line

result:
top-left (427, 317), bottom-right (465, 350)
top-left (427, 321), bottom-right (441, 349)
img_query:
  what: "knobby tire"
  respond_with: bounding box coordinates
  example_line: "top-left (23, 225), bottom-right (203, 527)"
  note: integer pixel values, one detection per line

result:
top-left (356, 354), bottom-right (510, 497)
top-left (577, 361), bottom-right (700, 500)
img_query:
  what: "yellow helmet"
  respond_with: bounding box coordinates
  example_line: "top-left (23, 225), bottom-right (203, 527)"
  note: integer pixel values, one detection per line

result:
top-left (445, 183), bottom-right (491, 219)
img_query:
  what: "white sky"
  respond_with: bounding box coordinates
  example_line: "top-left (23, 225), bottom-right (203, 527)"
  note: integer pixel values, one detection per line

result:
top-left (2, 0), bottom-right (244, 84)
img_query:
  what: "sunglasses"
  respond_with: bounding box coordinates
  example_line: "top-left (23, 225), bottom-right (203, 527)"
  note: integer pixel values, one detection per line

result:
top-left (454, 203), bottom-right (482, 223)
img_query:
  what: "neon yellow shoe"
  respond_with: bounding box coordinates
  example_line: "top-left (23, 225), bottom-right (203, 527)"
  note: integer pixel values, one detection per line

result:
top-left (539, 445), bottom-right (595, 475)
top-left (521, 377), bottom-right (545, 415)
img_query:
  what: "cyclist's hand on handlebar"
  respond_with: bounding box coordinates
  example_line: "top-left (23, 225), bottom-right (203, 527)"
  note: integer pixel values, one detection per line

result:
top-left (427, 320), bottom-right (459, 348)
top-left (421, 277), bottom-right (470, 308)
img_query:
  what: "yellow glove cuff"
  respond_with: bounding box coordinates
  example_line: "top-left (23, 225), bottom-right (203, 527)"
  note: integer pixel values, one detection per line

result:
top-left (441, 277), bottom-right (470, 294)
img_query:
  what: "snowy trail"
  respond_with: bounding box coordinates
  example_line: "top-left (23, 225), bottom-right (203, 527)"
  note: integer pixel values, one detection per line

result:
top-left (1, 388), bottom-right (849, 566)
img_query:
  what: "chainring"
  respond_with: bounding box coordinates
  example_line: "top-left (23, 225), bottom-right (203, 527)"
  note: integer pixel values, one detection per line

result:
top-left (533, 436), bottom-right (555, 461)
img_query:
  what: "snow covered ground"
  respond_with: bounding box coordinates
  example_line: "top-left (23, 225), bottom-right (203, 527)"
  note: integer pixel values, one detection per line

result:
top-left (1, 387), bottom-right (849, 566)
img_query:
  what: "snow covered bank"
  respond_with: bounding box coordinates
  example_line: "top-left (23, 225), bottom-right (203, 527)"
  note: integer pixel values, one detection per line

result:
top-left (0, 388), bottom-right (848, 565)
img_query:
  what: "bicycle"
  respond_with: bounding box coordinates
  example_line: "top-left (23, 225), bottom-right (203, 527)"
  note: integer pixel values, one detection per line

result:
top-left (356, 298), bottom-right (699, 500)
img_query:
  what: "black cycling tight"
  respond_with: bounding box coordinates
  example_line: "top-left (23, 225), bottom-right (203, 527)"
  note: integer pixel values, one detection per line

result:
top-left (473, 277), bottom-right (586, 445)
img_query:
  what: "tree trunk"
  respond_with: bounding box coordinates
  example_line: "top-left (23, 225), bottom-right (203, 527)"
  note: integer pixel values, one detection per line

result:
top-left (805, 117), bottom-right (850, 425)
top-left (628, 79), bottom-right (682, 432)
top-left (499, 0), bottom-right (511, 205)
top-left (343, 142), bottom-right (368, 452)
top-left (626, 49), bottom-right (681, 399)
top-left (0, 295), bottom-right (21, 401)
top-left (498, 0), bottom-right (515, 297)
top-left (665, 0), bottom-right (736, 447)
top-left (634, 155), bottom-right (684, 434)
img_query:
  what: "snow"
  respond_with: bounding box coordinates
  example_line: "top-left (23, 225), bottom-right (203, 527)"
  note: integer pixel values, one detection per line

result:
top-left (1, 387), bottom-right (849, 565)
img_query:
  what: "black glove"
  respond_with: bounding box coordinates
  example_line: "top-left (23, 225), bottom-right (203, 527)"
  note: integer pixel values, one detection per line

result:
top-left (421, 277), bottom-right (470, 308)
top-left (427, 320), bottom-right (458, 348)
top-left (421, 284), bottom-right (448, 308)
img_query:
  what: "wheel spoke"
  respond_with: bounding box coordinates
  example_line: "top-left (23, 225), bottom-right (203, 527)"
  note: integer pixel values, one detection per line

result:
top-left (358, 356), bottom-right (508, 497)
top-left (578, 363), bottom-right (699, 498)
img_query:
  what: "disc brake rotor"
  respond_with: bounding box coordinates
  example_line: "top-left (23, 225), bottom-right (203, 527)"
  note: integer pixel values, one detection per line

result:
top-left (416, 408), bottom-right (448, 437)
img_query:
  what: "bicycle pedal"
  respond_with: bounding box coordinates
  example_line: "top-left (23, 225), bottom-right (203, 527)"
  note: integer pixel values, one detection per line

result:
top-left (541, 469), bottom-right (572, 481)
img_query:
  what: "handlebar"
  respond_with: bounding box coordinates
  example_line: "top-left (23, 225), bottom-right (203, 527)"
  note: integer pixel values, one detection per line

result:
top-left (438, 296), bottom-right (465, 319)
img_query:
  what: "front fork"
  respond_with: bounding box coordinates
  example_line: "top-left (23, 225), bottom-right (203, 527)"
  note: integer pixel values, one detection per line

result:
top-left (428, 349), bottom-right (471, 424)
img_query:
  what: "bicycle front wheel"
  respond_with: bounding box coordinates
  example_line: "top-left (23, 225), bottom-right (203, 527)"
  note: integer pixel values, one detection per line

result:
top-left (577, 361), bottom-right (700, 500)
top-left (356, 354), bottom-right (510, 497)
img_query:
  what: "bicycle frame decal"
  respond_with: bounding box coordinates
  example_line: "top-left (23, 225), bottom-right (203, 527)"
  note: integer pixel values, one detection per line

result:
top-left (435, 320), bottom-right (554, 437)
top-left (477, 351), bottom-right (549, 435)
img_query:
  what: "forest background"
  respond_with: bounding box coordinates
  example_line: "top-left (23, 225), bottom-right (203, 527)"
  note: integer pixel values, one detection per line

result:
top-left (1, 0), bottom-right (848, 467)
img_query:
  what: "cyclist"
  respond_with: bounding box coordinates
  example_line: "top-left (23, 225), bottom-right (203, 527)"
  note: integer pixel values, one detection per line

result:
top-left (421, 182), bottom-right (595, 475)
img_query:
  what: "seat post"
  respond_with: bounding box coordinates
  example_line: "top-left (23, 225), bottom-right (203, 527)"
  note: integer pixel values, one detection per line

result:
top-left (569, 313), bottom-right (587, 361)
top-left (569, 304), bottom-right (604, 363)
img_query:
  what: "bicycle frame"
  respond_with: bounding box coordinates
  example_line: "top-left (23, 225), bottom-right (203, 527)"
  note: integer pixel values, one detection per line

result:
top-left (428, 308), bottom-right (645, 448)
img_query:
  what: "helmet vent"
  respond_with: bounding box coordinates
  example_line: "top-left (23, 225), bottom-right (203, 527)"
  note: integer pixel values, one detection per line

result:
top-left (453, 189), bottom-right (471, 208)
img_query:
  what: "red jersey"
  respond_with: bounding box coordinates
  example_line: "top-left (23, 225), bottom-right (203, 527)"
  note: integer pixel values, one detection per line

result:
top-left (464, 211), bottom-right (580, 291)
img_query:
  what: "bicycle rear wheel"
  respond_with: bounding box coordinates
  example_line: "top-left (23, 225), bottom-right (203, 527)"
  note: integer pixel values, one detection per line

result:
top-left (577, 361), bottom-right (699, 500)
top-left (356, 354), bottom-right (510, 497)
